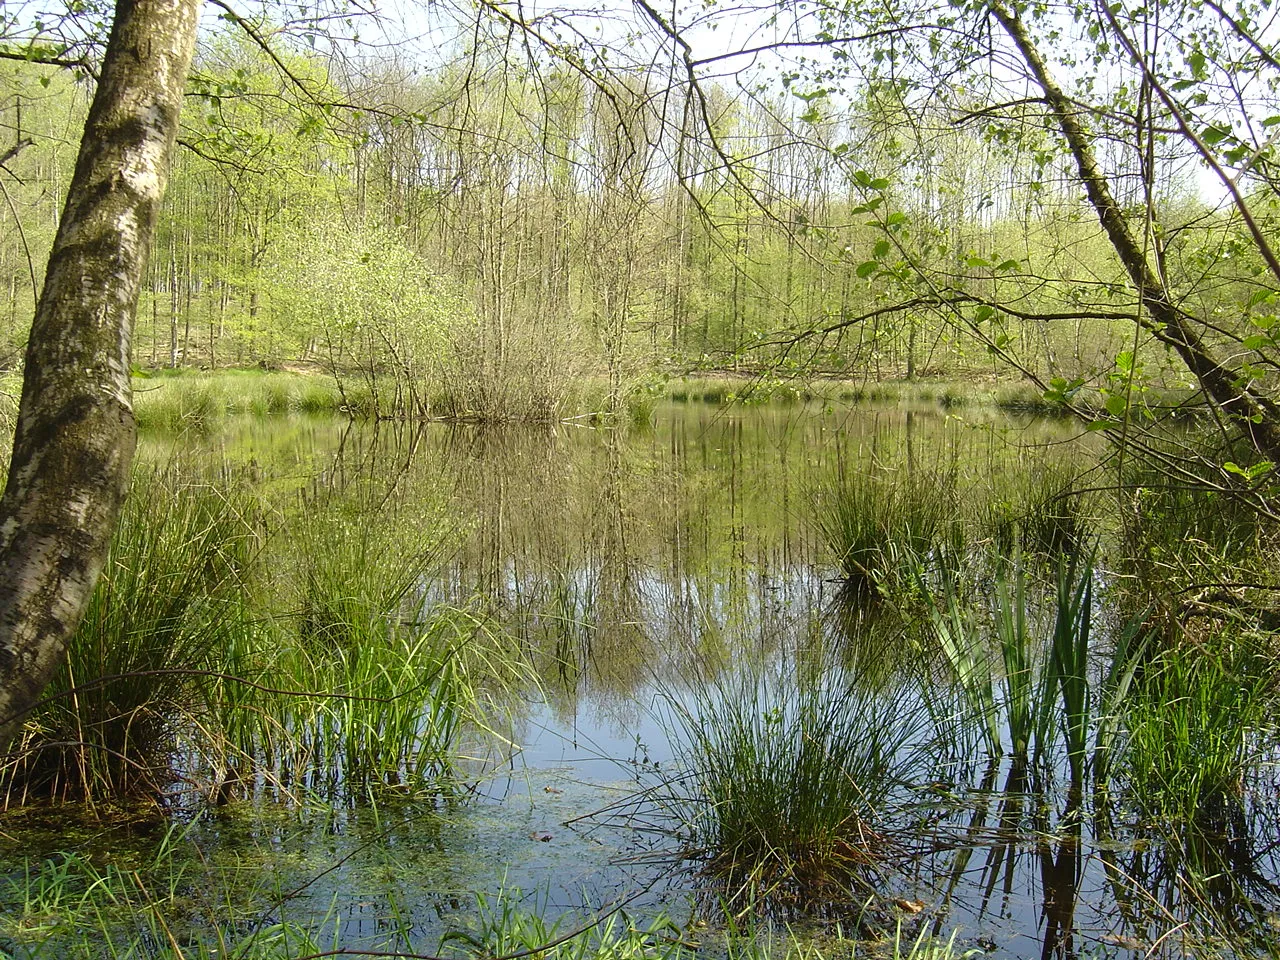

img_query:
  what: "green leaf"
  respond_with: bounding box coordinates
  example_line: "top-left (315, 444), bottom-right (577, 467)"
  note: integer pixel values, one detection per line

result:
top-left (1224, 460), bottom-right (1273, 481)
top-left (996, 259), bottom-right (1020, 271)
top-left (1044, 376), bottom-right (1085, 405)
top-left (869, 177), bottom-right (891, 191)
top-left (886, 211), bottom-right (907, 227)
top-left (873, 239), bottom-right (891, 259)
top-left (1243, 334), bottom-right (1271, 351)
top-left (966, 255), bottom-right (991, 268)
top-left (974, 305), bottom-right (994, 323)
top-left (856, 261), bottom-right (879, 279)
top-left (1202, 124), bottom-right (1231, 145)
top-left (1105, 393), bottom-right (1127, 417)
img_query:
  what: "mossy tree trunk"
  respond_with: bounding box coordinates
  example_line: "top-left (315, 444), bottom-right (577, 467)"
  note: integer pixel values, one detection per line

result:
top-left (0, 0), bottom-right (202, 747)
top-left (990, 0), bottom-right (1280, 462)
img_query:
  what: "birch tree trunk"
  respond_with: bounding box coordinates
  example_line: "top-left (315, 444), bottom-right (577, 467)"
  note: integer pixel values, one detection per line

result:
top-left (0, 0), bottom-right (202, 746)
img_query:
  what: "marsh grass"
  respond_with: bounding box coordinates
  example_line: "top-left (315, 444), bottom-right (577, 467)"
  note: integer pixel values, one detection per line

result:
top-left (1, 465), bottom-right (500, 808)
top-left (978, 462), bottom-right (1098, 558)
top-left (812, 467), bottom-right (958, 597)
top-left (133, 369), bottom-right (344, 429)
top-left (1119, 633), bottom-right (1278, 827)
top-left (283, 496), bottom-right (449, 647)
top-left (444, 894), bottom-right (688, 960)
top-left (657, 657), bottom-right (928, 910)
top-left (239, 608), bottom-right (510, 801)
top-left (926, 554), bottom-right (1150, 789)
top-left (0, 819), bottom-right (348, 958)
top-left (1, 473), bottom-right (259, 804)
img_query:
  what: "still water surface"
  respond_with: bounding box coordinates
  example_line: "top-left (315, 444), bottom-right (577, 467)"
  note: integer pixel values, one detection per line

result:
top-left (13, 401), bottom-right (1280, 957)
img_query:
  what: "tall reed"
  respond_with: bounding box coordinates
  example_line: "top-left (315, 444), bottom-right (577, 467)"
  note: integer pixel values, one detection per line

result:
top-left (236, 609), bottom-right (505, 800)
top-left (812, 466), bottom-right (957, 597)
top-left (1119, 633), bottom-right (1277, 827)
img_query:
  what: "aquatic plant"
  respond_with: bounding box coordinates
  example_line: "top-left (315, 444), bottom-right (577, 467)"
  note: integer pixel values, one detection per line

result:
top-left (977, 460), bottom-right (1097, 558)
top-left (926, 553), bottom-right (1148, 786)
top-left (281, 491), bottom-right (450, 647)
top-left (1118, 632), bottom-right (1278, 827)
top-left (445, 893), bottom-right (688, 960)
top-left (0, 472), bottom-right (258, 804)
top-left (655, 656), bottom-right (928, 909)
top-left (245, 608), bottom-right (505, 800)
top-left (1046, 555), bottom-right (1093, 785)
top-left (812, 465), bottom-right (958, 596)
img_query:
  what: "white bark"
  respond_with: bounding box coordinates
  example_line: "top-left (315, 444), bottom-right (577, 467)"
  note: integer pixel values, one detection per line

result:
top-left (0, 0), bottom-right (203, 746)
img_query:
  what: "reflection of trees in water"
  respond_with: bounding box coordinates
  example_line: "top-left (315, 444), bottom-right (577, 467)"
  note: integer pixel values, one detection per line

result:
top-left (915, 756), bottom-right (1280, 960)
top-left (1094, 791), bottom-right (1280, 956)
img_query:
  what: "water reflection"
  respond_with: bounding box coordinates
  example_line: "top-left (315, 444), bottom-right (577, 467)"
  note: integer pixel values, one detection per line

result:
top-left (114, 403), bottom-right (1280, 957)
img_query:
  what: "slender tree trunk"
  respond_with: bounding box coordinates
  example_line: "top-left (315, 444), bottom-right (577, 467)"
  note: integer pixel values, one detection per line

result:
top-left (0, 0), bottom-right (202, 747)
top-left (991, 0), bottom-right (1280, 461)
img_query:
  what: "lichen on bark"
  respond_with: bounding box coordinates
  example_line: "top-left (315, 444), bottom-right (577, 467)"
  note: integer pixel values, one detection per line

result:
top-left (0, 0), bottom-right (203, 749)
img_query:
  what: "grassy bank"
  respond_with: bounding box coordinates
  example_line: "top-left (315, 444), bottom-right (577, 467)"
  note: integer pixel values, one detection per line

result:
top-left (663, 372), bottom-right (1204, 417)
top-left (132, 368), bottom-right (346, 429)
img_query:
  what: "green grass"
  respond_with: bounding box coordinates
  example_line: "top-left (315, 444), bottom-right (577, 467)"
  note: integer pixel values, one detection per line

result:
top-left (235, 608), bottom-right (507, 801)
top-left (812, 466), bottom-right (959, 597)
top-left (1119, 632), bottom-right (1278, 827)
top-left (132, 369), bottom-right (345, 429)
top-left (656, 657), bottom-right (928, 910)
top-left (924, 554), bottom-right (1150, 786)
top-left (0, 466), bottom-right (504, 809)
top-left (0, 471), bottom-right (259, 805)
top-left (976, 460), bottom-right (1098, 558)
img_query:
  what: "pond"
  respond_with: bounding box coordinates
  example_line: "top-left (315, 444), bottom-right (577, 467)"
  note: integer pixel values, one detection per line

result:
top-left (3, 398), bottom-right (1279, 959)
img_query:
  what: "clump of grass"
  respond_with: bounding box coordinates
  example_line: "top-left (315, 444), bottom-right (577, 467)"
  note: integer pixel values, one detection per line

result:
top-left (0, 471), bottom-right (258, 805)
top-left (0, 465), bottom-right (497, 809)
top-left (281, 493), bottom-right (450, 647)
top-left (812, 466), bottom-right (958, 597)
top-left (444, 894), bottom-right (688, 960)
top-left (977, 460), bottom-right (1097, 558)
top-left (201, 487), bottom-right (501, 802)
top-left (656, 657), bottom-right (927, 909)
top-left (925, 554), bottom-right (1148, 786)
top-left (238, 608), bottom-right (507, 801)
top-left (1119, 633), bottom-right (1277, 828)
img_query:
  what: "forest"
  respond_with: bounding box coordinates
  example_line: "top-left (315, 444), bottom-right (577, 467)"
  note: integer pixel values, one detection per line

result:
top-left (0, 0), bottom-right (1279, 956)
